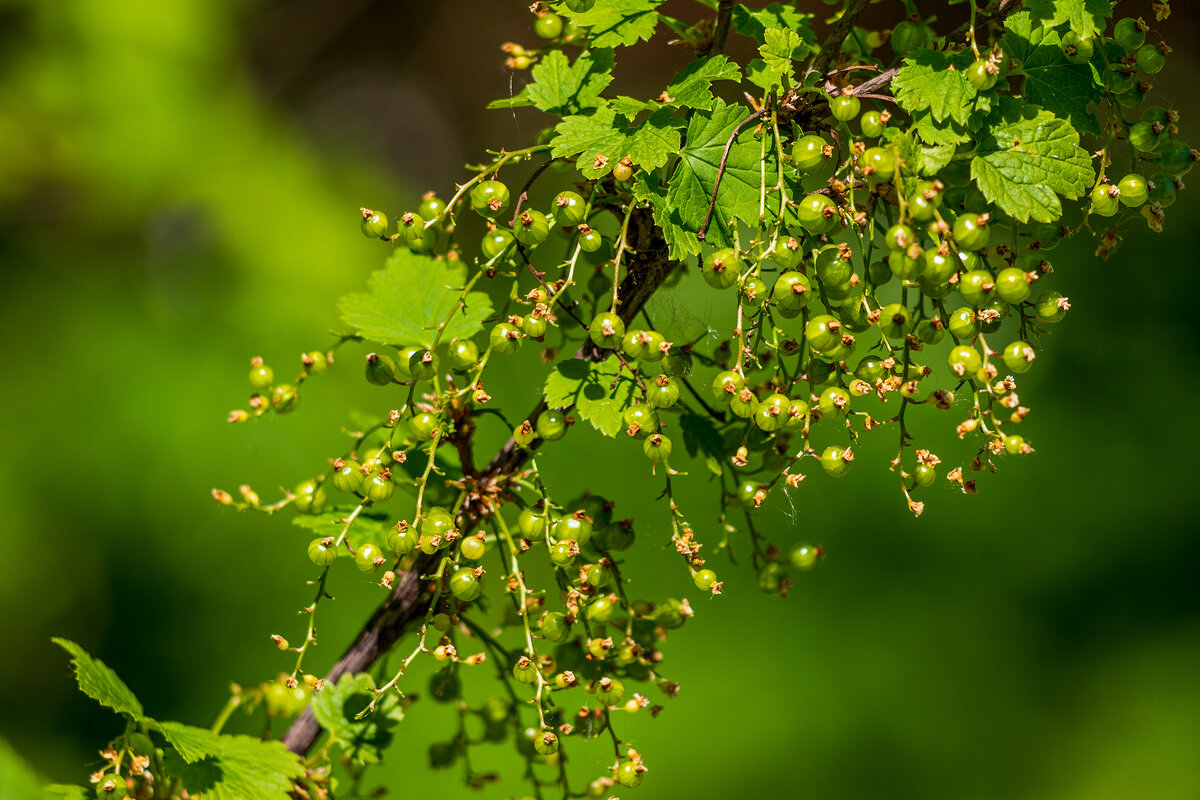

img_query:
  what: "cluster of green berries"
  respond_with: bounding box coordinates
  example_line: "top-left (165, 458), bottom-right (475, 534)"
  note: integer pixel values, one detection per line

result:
top-left (214, 8), bottom-right (1196, 799)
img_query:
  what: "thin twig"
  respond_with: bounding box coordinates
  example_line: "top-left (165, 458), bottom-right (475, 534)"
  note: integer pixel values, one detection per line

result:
top-left (701, 0), bottom-right (736, 59)
top-left (809, 0), bottom-right (874, 80)
top-left (697, 108), bottom-right (768, 242)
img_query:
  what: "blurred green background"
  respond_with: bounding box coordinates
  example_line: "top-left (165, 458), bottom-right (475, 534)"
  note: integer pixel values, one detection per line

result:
top-left (2, 0), bottom-right (1198, 798)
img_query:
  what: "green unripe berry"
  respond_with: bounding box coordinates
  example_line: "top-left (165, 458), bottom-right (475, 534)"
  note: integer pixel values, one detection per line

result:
top-left (534, 12), bottom-right (563, 39)
top-left (481, 229), bottom-right (515, 260)
top-left (646, 376), bottom-right (680, 409)
top-left (360, 208), bottom-right (388, 239)
top-left (355, 542), bottom-right (384, 573)
top-left (958, 269), bottom-right (995, 306)
top-left (1113, 17), bottom-right (1146, 50)
top-left (947, 345), bottom-right (982, 377)
top-left (772, 271), bottom-right (811, 311)
top-left (554, 190), bottom-right (587, 225)
top-left (514, 209), bottom-right (551, 247)
top-left (1061, 31), bottom-right (1094, 64)
top-left (460, 534), bottom-right (489, 561)
top-left (418, 194), bottom-right (445, 220)
top-left (878, 302), bottom-right (913, 339)
top-left (540, 612), bottom-right (572, 643)
top-left (537, 408), bottom-right (568, 441)
top-left (967, 59), bottom-right (999, 90)
top-left (644, 433), bottom-right (672, 462)
top-left (449, 567), bottom-right (483, 601)
top-left (994, 267), bottom-right (1032, 304)
top-left (789, 542), bottom-right (819, 570)
top-left (387, 524), bottom-right (419, 556)
top-left (818, 386), bottom-right (851, 419)
top-left (711, 370), bottom-right (745, 403)
top-left (520, 311), bottom-right (549, 338)
top-left (491, 322), bottom-right (524, 355)
top-left (588, 312), bottom-right (625, 349)
top-left (829, 93), bottom-right (861, 122)
top-left (470, 180), bottom-right (510, 217)
top-left (1117, 173), bottom-right (1149, 207)
top-left (249, 361), bottom-right (274, 389)
top-left (1004, 434), bottom-right (1028, 455)
top-left (858, 146), bottom-right (895, 181)
top-left (1136, 43), bottom-right (1165, 74)
top-left (891, 20), bottom-right (928, 57)
top-left (791, 134), bottom-right (834, 174)
top-left (596, 676), bottom-right (625, 706)
top-left (577, 226), bottom-right (603, 252)
top-left (1002, 340), bottom-right (1036, 373)
top-left (1090, 184), bottom-right (1120, 217)
top-left (693, 568), bottom-right (719, 591)
top-left (447, 339), bottom-right (479, 371)
top-left (408, 349), bottom-right (439, 380)
top-left (271, 384), bottom-right (300, 413)
top-left (860, 109), bottom-right (885, 138)
top-left (365, 352), bottom-right (397, 386)
top-left (820, 445), bottom-right (852, 477)
top-left (945, 304), bottom-right (974, 335)
top-left (797, 193), bottom-right (838, 234)
top-left (549, 540), bottom-right (577, 568)
top-left (703, 248), bottom-right (742, 289)
top-left (815, 245), bottom-right (853, 287)
top-left (1160, 141), bottom-right (1197, 176)
top-left (308, 537), bottom-right (338, 566)
top-left (364, 472), bottom-right (395, 503)
top-left (332, 460), bottom-right (363, 493)
top-left (769, 235), bottom-right (803, 268)
top-left (1148, 173), bottom-right (1178, 208)
top-left (953, 213), bottom-right (990, 251)
top-left (292, 480), bottom-right (327, 514)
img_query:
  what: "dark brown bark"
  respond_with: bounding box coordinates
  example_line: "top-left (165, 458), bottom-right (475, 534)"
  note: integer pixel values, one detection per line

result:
top-left (281, 205), bottom-right (678, 756)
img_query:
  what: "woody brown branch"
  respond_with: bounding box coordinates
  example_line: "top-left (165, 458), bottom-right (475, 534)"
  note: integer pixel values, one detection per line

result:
top-left (280, 206), bottom-right (676, 756)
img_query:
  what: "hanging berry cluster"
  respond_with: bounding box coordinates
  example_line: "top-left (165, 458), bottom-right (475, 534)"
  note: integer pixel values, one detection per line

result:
top-left (55, 3), bottom-right (1191, 800)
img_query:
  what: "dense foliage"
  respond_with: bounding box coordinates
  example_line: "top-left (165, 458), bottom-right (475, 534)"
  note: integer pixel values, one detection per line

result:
top-left (52, 1), bottom-right (1190, 799)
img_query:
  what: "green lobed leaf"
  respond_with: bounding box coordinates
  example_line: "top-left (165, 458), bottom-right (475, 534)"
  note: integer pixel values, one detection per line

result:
top-left (660, 55), bottom-right (742, 110)
top-left (486, 86), bottom-right (534, 110)
top-left (731, 3), bottom-right (816, 49)
top-left (895, 130), bottom-right (957, 177)
top-left (623, 108), bottom-right (683, 172)
top-left (523, 51), bottom-right (580, 113)
top-left (756, 27), bottom-right (806, 93)
top-left (44, 787), bottom-right (90, 800)
top-left (552, 108), bottom-right (629, 178)
top-left (158, 729), bottom-right (303, 800)
top-left (0, 737), bottom-right (47, 800)
top-left (892, 49), bottom-right (995, 128)
top-left (910, 109), bottom-right (971, 146)
top-left (543, 357), bottom-right (637, 438)
top-left (632, 170), bottom-right (703, 261)
top-left (338, 251), bottom-right (493, 349)
top-left (292, 506), bottom-right (393, 557)
top-left (665, 99), bottom-right (769, 251)
top-left (611, 95), bottom-right (656, 119)
top-left (156, 721), bottom-right (227, 764)
top-left (310, 673), bottom-right (405, 765)
top-left (52, 638), bottom-right (145, 721)
top-left (1025, 0), bottom-right (1112, 36)
top-left (552, 107), bottom-right (682, 176)
top-left (561, 0), bottom-right (663, 48)
top-left (522, 48), bottom-right (615, 114)
top-left (1002, 11), bottom-right (1102, 135)
top-left (970, 99), bottom-right (1093, 223)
